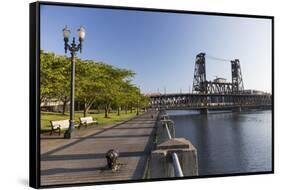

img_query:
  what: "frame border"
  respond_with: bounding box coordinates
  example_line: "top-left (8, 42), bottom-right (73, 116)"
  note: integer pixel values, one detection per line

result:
top-left (30, 2), bottom-right (41, 188)
top-left (29, 1), bottom-right (274, 189)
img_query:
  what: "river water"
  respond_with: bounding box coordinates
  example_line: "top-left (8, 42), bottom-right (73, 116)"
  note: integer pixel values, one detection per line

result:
top-left (166, 110), bottom-right (272, 176)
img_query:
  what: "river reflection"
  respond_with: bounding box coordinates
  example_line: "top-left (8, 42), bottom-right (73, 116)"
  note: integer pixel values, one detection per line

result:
top-left (166, 110), bottom-right (272, 175)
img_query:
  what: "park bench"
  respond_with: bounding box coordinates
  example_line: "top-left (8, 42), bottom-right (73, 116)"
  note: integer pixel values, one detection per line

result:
top-left (49, 120), bottom-right (70, 136)
top-left (79, 116), bottom-right (98, 128)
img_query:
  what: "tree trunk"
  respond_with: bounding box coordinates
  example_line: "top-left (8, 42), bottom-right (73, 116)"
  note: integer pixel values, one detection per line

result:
top-left (84, 103), bottom-right (93, 117)
top-left (83, 103), bottom-right (86, 117)
top-left (136, 105), bottom-right (139, 116)
top-left (117, 106), bottom-right (121, 116)
top-left (62, 97), bottom-right (68, 115)
top-left (125, 105), bottom-right (128, 114)
top-left (130, 103), bottom-right (133, 113)
top-left (83, 98), bottom-right (95, 117)
top-left (104, 105), bottom-right (109, 118)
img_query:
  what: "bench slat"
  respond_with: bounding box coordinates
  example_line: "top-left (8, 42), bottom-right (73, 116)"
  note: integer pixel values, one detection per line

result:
top-left (50, 120), bottom-right (69, 129)
top-left (80, 117), bottom-right (98, 125)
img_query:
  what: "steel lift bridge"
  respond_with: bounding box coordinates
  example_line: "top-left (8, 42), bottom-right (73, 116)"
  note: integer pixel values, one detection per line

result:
top-left (193, 53), bottom-right (244, 94)
top-left (149, 52), bottom-right (272, 111)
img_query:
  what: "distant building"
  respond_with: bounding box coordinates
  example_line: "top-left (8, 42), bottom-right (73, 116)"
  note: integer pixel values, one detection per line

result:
top-left (40, 99), bottom-right (70, 112)
top-left (242, 89), bottom-right (269, 95)
top-left (143, 92), bottom-right (161, 97)
top-left (213, 77), bottom-right (227, 83)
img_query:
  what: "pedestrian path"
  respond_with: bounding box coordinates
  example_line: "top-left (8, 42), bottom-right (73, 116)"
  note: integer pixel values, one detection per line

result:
top-left (40, 111), bottom-right (158, 186)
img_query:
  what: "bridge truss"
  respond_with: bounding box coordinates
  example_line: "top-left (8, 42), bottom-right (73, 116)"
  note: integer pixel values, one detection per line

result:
top-left (149, 93), bottom-right (272, 109)
top-left (192, 53), bottom-right (244, 94)
top-left (149, 52), bottom-right (271, 109)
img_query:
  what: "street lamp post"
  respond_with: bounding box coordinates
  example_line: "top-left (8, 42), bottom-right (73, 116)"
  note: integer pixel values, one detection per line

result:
top-left (62, 25), bottom-right (86, 139)
top-left (136, 87), bottom-right (140, 116)
top-left (136, 98), bottom-right (139, 116)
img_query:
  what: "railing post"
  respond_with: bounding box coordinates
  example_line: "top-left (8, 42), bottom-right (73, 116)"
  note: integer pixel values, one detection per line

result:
top-left (150, 138), bottom-right (198, 178)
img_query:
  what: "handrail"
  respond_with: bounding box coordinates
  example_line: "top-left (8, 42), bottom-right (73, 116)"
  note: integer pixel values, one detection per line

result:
top-left (172, 152), bottom-right (184, 177)
top-left (162, 119), bottom-right (184, 177)
top-left (164, 122), bottom-right (172, 139)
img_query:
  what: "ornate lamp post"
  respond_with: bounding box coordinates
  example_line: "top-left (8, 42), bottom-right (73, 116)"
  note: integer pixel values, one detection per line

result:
top-left (62, 25), bottom-right (86, 139)
top-left (136, 86), bottom-right (140, 116)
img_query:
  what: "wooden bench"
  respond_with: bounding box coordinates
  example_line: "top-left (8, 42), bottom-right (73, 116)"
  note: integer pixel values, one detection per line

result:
top-left (49, 120), bottom-right (70, 136)
top-left (79, 116), bottom-right (98, 128)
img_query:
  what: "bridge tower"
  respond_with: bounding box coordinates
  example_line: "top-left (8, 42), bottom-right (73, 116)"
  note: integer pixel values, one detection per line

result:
top-left (192, 53), bottom-right (207, 94)
top-left (231, 59), bottom-right (244, 93)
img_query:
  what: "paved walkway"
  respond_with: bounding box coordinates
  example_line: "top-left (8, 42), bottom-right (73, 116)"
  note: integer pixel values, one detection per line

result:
top-left (40, 111), bottom-right (158, 186)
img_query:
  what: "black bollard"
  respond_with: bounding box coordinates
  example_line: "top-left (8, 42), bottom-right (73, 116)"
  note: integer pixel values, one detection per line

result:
top-left (105, 149), bottom-right (119, 171)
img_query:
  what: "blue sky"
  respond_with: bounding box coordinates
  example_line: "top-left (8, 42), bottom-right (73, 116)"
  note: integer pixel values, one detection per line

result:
top-left (40, 5), bottom-right (272, 93)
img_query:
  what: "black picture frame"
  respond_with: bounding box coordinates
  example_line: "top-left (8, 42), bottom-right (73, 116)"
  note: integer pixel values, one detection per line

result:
top-left (30, 1), bottom-right (274, 189)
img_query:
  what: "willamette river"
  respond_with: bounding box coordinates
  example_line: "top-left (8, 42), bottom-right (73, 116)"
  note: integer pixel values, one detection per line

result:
top-left (166, 110), bottom-right (272, 176)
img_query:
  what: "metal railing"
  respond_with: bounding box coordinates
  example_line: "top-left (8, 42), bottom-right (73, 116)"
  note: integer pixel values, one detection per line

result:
top-left (162, 116), bottom-right (184, 177)
top-left (171, 152), bottom-right (184, 177)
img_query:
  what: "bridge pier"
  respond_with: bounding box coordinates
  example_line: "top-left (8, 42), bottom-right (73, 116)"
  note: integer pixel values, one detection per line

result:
top-left (233, 106), bottom-right (242, 112)
top-left (200, 108), bottom-right (208, 114)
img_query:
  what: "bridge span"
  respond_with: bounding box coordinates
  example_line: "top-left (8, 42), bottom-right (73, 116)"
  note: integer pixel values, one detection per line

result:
top-left (149, 93), bottom-right (272, 112)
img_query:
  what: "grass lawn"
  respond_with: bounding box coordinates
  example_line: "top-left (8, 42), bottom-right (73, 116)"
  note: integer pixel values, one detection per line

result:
top-left (40, 110), bottom-right (139, 132)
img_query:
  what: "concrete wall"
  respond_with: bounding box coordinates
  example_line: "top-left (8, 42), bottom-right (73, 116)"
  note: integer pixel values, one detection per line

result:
top-left (150, 138), bottom-right (198, 178)
top-left (149, 111), bottom-right (198, 178)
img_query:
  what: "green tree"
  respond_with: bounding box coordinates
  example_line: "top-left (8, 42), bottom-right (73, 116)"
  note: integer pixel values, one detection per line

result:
top-left (97, 64), bottom-right (135, 118)
top-left (139, 94), bottom-right (150, 112)
top-left (76, 60), bottom-right (106, 117)
top-left (40, 51), bottom-right (146, 119)
top-left (40, 51), bottom-right (70, 114)
top-left (114, 80), bottom-right (136, 116)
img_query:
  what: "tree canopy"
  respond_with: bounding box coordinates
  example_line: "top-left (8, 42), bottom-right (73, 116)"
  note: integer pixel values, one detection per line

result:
top-left (40, 51), bottom-right (149, 117)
